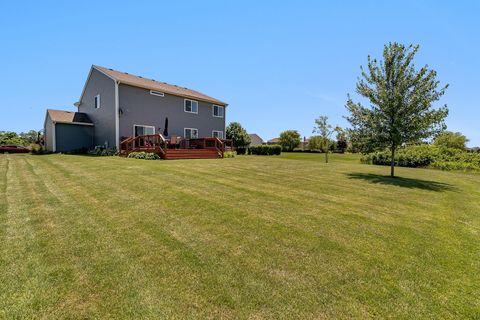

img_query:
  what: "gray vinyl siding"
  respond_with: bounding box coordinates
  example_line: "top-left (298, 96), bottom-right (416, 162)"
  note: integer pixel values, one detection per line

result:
top-left (78, 69), bottom-right (116, 147)
top-left (44, 113), bottom-right (54, 152)
top-left (118, 84), bottom-right (226, 139)
top-left (55, 123), bottom-right (94, 152)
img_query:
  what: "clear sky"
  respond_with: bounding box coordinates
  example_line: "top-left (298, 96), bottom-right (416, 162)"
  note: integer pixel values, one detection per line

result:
top-left (1, 0), bottom-right (478, 146)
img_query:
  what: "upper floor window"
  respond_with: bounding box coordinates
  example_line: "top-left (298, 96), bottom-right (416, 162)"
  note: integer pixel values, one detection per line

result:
top-left (150, 90), bottom-right (164, 97)
top-left (213, 105), bottom-right (224, 118)
top-left (94, 94), bottom-right (101, 109)
top-left (184, 99), bottom-right (198, 114)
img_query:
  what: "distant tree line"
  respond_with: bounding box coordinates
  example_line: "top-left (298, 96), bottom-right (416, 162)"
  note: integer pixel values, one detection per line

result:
top-left (0, 130), bottom-right (41, 146)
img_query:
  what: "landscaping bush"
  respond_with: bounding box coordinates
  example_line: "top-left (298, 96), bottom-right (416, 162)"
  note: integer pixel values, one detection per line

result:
top-left (361, 144), bottom-right (480, 171)
top-left (127, 151), bottom-right (160, 160)
top-left (223, 151), bottom-right (236, 158)
top-left (248, 144), bottom-right (281, 155)
top-left (31, 144), bottom-right (51, 155)
top-left (88, 146), bottom-right (118, 156)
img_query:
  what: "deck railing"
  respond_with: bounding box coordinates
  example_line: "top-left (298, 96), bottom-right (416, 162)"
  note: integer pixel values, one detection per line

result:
top-left (120, 134), bottom-right (167, 157)
top-left (120, 135), bottom-right (233, 158)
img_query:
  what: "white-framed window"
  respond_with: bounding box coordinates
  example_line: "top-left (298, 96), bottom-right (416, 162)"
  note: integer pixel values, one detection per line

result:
top-left (94, 94), bottom-right (101, 109)
top-left (150, 90), bottom-right (164, 97)
top-left (184, 128), bottom-right (198, 139)
top-left (212, 130), bottom-right (224, 139)
top-left (133, 124), bottom-right (155, 136)
top-left (184, 99), bottom-right (198, 114)
top-left (213, 105), bottom-right (224, 118)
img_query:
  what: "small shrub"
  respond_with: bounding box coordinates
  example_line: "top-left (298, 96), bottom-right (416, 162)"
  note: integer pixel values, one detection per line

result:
top-left (88, 146), bottom-right (118, 156)
top-left (31, 144), bottom-right (51, 155)
top-left (223, 151), bottom-right (236, 158)
top-left (127, 152), bottom-right (160, 160)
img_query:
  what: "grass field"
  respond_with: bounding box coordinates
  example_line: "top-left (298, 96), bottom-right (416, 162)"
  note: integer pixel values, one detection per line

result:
top-left (1, 153), bottom-right (479, 319)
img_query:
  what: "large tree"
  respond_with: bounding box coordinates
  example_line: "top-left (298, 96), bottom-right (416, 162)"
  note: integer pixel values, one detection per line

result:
top-left (226, 122), bottom-right (251, 154)
top-left (278, 130), bottom-right (301, 151)
top-left (346, 43), bottom-right (449, 177)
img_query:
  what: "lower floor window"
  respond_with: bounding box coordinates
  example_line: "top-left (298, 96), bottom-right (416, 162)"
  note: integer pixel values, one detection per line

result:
top-left (184, 128), bottom-right (198, 139)
top-left (212, 130), bottom-right (224, 139)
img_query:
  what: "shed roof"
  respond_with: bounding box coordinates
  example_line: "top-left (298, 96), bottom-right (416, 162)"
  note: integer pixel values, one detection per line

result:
top-left (47, 109), bottom-right (93, 125)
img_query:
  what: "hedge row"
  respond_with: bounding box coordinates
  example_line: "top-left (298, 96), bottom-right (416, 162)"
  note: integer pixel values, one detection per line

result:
top-left (248, 144), bottom-right (282, 155)
top-left (127, 152), bottom-right (160, 160)
top-left (361, 144), bottom-right (480, 171)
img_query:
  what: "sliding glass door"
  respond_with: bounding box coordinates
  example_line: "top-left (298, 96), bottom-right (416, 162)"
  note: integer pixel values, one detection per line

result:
top-left (133, 125), bottom-right (155, 147)
top-left (134, 125), bottom-right (155, 137)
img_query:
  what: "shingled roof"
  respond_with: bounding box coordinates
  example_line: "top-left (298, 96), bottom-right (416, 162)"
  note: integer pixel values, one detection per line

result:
top-left (93, 65), bottom-right (227, 106)
top-left (47, 109), bottom-right (93, 125)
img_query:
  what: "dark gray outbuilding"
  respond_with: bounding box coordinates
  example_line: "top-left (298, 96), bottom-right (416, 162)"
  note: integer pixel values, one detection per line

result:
top-left (54, 123), bottom-right (94, 152)
top-left (44, 109), bottom-right (94, 152)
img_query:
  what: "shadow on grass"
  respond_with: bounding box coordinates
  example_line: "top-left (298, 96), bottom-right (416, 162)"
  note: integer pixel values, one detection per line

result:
top-left (346, 173), bottom-right (456, 192)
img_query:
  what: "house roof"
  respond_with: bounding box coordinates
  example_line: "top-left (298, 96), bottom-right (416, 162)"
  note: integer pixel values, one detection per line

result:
top-left (248, 133), bottom-right (264, 144)
top-left (47, 109), bottom-right (93, 125)
top-left (93, 65), bottom-right (228, 106)
top-left (267, 138), bottom-right (280, 143)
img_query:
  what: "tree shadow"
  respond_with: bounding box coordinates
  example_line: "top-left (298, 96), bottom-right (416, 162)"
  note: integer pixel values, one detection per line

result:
top-left (346, 172), bottom-right (456, 192)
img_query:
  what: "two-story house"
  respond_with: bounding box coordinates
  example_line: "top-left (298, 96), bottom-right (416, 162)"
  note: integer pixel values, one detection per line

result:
top-left (44, 65), bottom-right (227, 153)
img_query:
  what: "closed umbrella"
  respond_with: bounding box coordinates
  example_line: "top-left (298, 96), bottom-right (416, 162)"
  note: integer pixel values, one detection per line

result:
top-left (163, 117), bottom-right (169, 136)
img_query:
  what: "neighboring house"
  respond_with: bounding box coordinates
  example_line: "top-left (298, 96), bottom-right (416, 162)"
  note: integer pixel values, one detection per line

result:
top-left (44, 65), bottom-right (228, 152)
top-left (267, 138), bottom-right (280, 145)
top-left (248, 133), bottom-right (264, 145)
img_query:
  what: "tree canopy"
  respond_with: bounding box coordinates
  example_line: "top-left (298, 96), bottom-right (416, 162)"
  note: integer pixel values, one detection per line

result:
top-left (226, 122), bottom-right (251, 151)
top-left (0, 130), bottom-right (40, 146)
top-left (434, 131), bottom-right (468, 150)
top-left (312, 115), bottom-right (340, 162)
top-left (345, 43), bottom-right (449, 176)
top-left (279, 130), bottom-right (301, 151)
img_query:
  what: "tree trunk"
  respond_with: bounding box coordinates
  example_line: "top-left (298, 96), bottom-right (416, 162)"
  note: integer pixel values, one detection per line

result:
top-left (325, 151), bottom-right (329, 163)
top-left (390, 146), bottom-right (395, 177)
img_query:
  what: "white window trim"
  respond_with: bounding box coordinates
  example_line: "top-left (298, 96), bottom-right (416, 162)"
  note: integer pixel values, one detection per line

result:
top-left (212, 105), bottom-right (224, 118)
top-left (184, 128), bottom-right (199, 139)
top-left (212, 130), bottom-right (224, 139)
top-left (133, 124), bottom-right (155, 136)
top-left (184, 99), bottom-right (198, 114)
top-left (150, 90), bottom-right (164, 97)
top-left (94, 94), bottom-right (101, 109)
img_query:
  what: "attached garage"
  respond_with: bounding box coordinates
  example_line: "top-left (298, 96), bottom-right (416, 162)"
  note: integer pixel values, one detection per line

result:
top-left (44, 109), bottom-right (94, 152)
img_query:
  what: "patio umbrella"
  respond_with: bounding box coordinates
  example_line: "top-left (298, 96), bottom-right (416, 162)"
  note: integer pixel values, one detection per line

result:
top-left (163, 117), bottom-right (169, 136)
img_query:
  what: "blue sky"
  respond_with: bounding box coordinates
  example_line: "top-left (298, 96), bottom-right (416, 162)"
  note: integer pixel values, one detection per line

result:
top-left (1, 0), bottom-right (478, 146)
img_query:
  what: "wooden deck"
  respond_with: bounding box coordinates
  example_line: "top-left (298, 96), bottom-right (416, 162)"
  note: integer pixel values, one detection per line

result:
top-left (119, 134), bottom-right (233, 160)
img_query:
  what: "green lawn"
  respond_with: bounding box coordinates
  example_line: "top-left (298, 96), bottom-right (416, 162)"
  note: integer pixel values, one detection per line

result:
top-left (1, 153), bottom-right (479, 319)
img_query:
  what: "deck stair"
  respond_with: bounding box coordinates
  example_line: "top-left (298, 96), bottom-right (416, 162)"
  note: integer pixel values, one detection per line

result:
top-left (164, 149), bottom-right (220, 160)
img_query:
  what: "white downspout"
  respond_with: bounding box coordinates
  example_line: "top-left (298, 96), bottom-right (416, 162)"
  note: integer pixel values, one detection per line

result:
top-left (52, 122), bottom-right (56, 152)
top-left (115, 81), bottom-right (120, 150)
